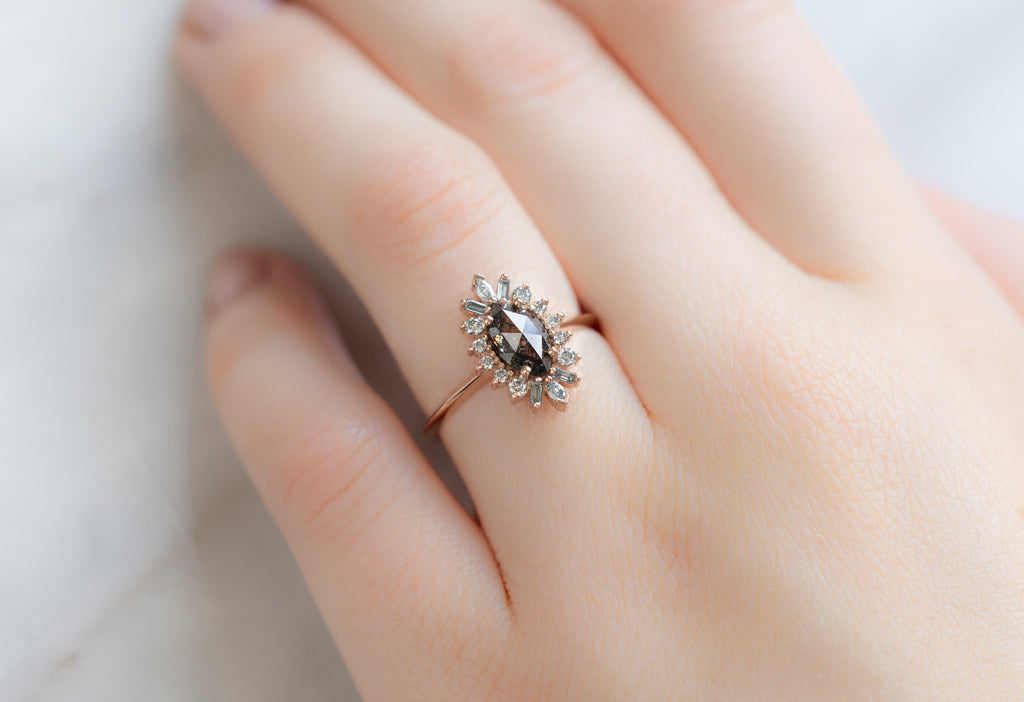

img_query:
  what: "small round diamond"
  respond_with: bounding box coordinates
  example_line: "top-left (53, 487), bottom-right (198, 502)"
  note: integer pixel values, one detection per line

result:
top-left (532, 300), bottom-right (548, 315)
top-left (509, 377), bottom-right (528, 397)
top-left (512, 285), bottom-right (532, 304)
top-left (494, 369), bottom-right (510, 383)
top-left (558, 348), bottom-right (578, 366)
top-left (547, 314), bottom-right (561, 328)
top-left (465, 317), bottom-right (484, 335)
top-left (554, 330), bottom-right (569, 345)
top-left (472, 338), bottom-right (487, 353)
top-left (481, 356), bottom-right (495, 370)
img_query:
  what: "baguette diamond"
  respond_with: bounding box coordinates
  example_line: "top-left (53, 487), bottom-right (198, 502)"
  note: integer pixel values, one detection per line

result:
top-left (464, 299), bottom-right (489, 315)
top-left (530, 381), bottom-right (543, 406)
top-left (553, 369), bottom-right (577, 385)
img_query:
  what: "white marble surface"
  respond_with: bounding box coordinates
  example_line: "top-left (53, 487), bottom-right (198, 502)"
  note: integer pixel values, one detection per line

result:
top-left (2, 1), bottom-right (1022, 700)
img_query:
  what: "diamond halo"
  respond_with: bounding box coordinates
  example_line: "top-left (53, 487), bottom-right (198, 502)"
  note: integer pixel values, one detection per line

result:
top-left (462, 274), bottom-right (581, 411)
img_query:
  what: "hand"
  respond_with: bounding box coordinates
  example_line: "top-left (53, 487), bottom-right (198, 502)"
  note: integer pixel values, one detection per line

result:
top-left (178, 0), bottom-right (1024, 699)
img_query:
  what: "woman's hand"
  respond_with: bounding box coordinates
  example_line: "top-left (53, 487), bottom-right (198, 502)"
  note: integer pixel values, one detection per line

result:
top-left (179, 0), bottom-right (1024, 699)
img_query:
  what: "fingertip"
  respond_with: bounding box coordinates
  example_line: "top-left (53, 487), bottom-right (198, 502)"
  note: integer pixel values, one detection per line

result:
top-left (175, 0), bottom-right (282, 84)
top-left (181, 0), bottom-right (279, 43)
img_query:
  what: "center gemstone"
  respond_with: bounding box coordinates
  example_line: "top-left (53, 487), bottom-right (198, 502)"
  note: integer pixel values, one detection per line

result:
top-left (488, 303), bottom-right (552, 378)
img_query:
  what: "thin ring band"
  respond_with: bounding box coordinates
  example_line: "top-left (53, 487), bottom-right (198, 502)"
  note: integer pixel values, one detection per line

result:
top-left (423, 312), bottom-right (599, 433)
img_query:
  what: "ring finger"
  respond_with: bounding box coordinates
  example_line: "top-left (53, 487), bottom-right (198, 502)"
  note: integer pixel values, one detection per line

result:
top-left (179, 3), bottom-right (645, 587)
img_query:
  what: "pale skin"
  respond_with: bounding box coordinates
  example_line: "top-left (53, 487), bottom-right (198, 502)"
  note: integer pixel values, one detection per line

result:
top-left (178, 0), bottom-right (1024, 699)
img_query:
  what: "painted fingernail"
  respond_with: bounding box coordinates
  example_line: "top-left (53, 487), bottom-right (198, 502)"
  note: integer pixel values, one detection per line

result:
top-left (184, 0), bottom-right (278, 40)
top-left (207, 250), bottom-right (270, 313)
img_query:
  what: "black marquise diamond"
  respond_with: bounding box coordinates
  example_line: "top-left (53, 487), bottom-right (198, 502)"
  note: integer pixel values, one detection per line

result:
top-left (488, 303), bottom-right (552, 378)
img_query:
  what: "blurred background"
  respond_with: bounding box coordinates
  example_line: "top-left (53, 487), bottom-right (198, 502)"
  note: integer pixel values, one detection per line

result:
top-left (2, 1), bottom-right (1022, 700)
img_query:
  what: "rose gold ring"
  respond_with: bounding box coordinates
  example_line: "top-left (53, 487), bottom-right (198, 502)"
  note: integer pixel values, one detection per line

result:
top-left (423, 273), bottom-right (598, 433)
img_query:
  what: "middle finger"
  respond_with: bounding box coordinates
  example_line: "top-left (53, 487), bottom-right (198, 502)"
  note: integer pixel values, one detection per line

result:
top-left (297, 0), bottom-right (798, 413)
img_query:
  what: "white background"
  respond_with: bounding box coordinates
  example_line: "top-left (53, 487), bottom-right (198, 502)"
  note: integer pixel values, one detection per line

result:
top-left (2, 1), bottom-right (1022, 700)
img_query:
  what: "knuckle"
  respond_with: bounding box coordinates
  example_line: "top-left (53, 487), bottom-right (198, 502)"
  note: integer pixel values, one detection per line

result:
top-left (444, 6), bottom-right (609, 110)
top-left (276, 412), bottom-right (393, 545)
top-left (219, 12), bottom-right (330, 112)
top-left (358, 141), bottom-right (507, 273)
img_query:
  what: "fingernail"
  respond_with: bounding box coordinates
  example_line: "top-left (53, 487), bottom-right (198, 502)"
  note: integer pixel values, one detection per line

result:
top-left (207, 250), bottom-right (270, 313)
top-left (183, 0), bottom-right (278, 41)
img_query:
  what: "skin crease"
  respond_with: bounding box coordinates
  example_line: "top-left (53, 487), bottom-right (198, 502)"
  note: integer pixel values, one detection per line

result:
top-left (182, 0), bottom-right (1024, 700)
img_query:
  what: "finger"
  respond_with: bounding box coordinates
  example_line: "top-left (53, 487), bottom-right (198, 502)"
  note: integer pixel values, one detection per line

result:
top-left (925, 189), bottom-right (1024, 315)
top-left (551, 0), bottom-right (950, 279)
top-left (178, 1), bottom-right (648, 585)
top-left (204, 251), bottom-right (510, 700)
top-left (178, 2), bottom-right (579, 407)
top-left (291, 0), bottom-right (795, 414)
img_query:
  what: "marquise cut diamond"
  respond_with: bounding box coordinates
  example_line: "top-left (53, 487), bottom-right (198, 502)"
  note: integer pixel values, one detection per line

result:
top-left (546, 380), bottom-right (568, 404)
top-left (487, 303), bottom-right (552, 378)
top-left (474, 276), bottom-right (495, 302)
